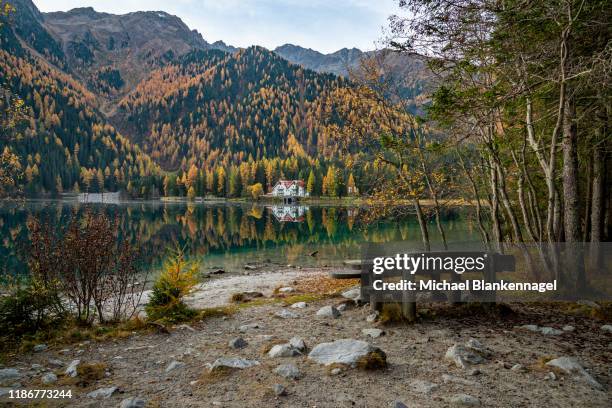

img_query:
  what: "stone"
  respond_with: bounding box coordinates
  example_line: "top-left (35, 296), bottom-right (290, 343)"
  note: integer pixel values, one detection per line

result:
top-left (391, 401), bottom-right (409, 408)
top-left (562, 325), bottom-right (575, 332)
top-left (366, 312), bottom-right (379, 323)
top-left (465, 338), bottom-right (490, 357)
top-left (239, 323), bottom-right (262, 333)
top-left (244, 264), bottom-right (257, 270)
top-left (330, 368), bottom-right (342, 375)
top-left (86, 386), bottom-right (118, 399)
top-left (228, 337), bottom-right (248, 349)
top-left (442, 374), bottom-right (478, 387)
top-left (544, 371), bottom-right (556, 381)
top-left (445, 344), bottom-right (485, 369)
top-left (278, 287), bottom-right (294, 293)
top-left (341, 287), bottom-right (361, 300)
top-left (577, 300), bottom-right (601, 309)
top-left (468, 368), bottom-right (481, 376)
top-left (211, 269), bottom-right (225, 274)
top-left (41, 373), bottom-right (57, 384)
top-left (289, 337), bottom-right (306, 352)
top-left (272, 383), bottom-right (287, 396)
top-left (409, 379), bottom-right (439, 394)
top-left (0, 369), bottom-right (21, 382)
top-left (316, 305), bottom-right (341, 318)
top-left (362, 328), bottom-right (385, 338)
top-left (65, 360), bottom-right (80, 377)
top-left (48, 359), bottom-right (64, 368)
top-left (268, 344), bottom-right (301, 358)
top-left (33, 344), bottom-right (48, 352)
top-left (511, 364), bottom-right (526, 372)
top-left (545, 356), bottom-right (602, 389)
top-left (446, 394), bottom-right (481, 406)
top-left (274, 364), bottom-right (300, 380)
top-left (308, 339), bottom-right (386, 368)
top-left (120, 397), bottom-right (146, 408)
top-left (165, 360), bottom-right (185, 373)
top-left (275, 309), bottom-right (299, 319)
top-left (601, 324), bottom-right (612, 333)
top-left (209, 357), bottom-right (260, 371)
top-left (176, 324), bottom-right (196, 332)
top-left (519, 325), bottom-right (563, 335)
top-left (291, 302), bottom-right (307, 309)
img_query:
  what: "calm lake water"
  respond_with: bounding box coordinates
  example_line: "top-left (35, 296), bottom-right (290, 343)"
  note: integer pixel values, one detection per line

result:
top-left (0, 200), bottom-right (477, 277)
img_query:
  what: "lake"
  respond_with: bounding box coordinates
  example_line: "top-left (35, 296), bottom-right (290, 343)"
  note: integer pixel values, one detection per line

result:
top-left (0, 200), bottom-right (477, 277)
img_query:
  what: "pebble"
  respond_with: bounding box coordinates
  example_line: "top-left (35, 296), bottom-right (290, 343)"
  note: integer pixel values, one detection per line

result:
top-left (446, 394), bottom-right (481, 406)
top-left (291, 302), bottom-right (307, 309)
top-left (41, 373), bottom-right (57, 384)
top-left (278, 287), bottom-right (294, 293)
top-left (120, 397), bottom-right (146, 408)
top-left (272, 383), bottom-right (287, 396)
top-left (409, 379), bottom-right (439, 394)
top-left (228, 337), bottom-right (248, 349)
top-left (165, 360), bottom-right (185, 373)
top-left (65, 360), bottom-right (80, 377)
top-left (275, 309), bottom-right (299, 319)
top-left (86, 386), bottom-right (118, 399)
top-left (274, 363), bottom-right (300, 379)
top-left (33, 344), bottom-right (48, 352)
top-left (316, 305), bottom-right (341, 318)
top-left (362, 328), bottom-right (385, 338)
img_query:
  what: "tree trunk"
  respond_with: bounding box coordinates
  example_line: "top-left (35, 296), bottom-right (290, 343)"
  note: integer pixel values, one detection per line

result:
top-left (562, 94), bottom-right (581, 243)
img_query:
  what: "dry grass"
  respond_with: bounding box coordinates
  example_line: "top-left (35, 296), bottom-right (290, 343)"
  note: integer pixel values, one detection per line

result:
top-left (292, 276), bottom-right (359, 296)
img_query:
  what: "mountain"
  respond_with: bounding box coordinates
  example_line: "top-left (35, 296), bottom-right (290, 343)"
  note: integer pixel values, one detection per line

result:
top-left (274, 44), bottom-right (431, 112)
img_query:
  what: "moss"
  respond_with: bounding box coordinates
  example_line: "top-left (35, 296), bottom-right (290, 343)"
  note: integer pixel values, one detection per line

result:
top-left (355, 350), bottom-right (387, 370)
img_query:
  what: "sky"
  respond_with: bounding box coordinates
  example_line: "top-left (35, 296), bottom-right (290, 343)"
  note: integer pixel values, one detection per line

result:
top-left (33, 0), bottom-right (401, 54)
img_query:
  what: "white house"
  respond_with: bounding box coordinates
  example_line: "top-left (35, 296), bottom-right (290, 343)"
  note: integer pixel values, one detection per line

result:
top-left (270, 180), bottom-right (308, 198)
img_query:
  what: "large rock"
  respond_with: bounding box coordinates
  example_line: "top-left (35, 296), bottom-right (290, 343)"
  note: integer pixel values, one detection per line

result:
top-left (41, 373), bottom-right (58, 384)
top-left (86, 386), bottom-right (118, 399)
top-left (0, 368), bottom-right (21, 382)
top-left (546, 357), bottom-right (603, 390)
top-left (65, 360), bottom-right (80, 377)
top-left (308, 339), bottom-right (386, 368)
top-left (120, 397), bottom-right (146, 408)
top-left (316, 305), bottom-right (341, 318)
top-left (289, 337), bottom-right (306, 352)
top-left (228, 337), bottom-right (248, 349)
top-left (274, 363), bottom-right (300, 380)
top-left (445, 345), bottom-right (485, 369)
top-left (209, 357), bottom-right (260, 371)
top-left (268, 344), bottom-right (302, 358)
top-left (275, 309), bottom-right (299, 319)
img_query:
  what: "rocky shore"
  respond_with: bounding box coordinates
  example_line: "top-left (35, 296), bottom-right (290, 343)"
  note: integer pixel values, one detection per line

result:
top-left (1, 267), bottom-right (610, 407)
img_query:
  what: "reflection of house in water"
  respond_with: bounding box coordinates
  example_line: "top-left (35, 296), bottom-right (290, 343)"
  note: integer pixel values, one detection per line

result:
top-left (269, 205), bottom-right (308, 222)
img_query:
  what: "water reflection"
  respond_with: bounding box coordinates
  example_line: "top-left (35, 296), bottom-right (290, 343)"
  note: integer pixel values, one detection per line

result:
top-left (0, 200), bottom-right (474, 274)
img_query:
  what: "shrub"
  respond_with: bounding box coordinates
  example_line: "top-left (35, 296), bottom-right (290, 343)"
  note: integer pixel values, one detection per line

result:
top-left (145, 248), bottom-right (198, 323)
top-left (27, 211), bottom-right (146, 325)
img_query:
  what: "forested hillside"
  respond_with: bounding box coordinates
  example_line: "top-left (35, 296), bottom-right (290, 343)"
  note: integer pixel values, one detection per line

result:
top-left (0, 0), bottom-right (411, 198)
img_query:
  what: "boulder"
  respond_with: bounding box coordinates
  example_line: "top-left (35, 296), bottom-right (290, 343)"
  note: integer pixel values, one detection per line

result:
top-left (120, 397), bottom-right (146, 408)
top-left (275, 309), bottom-right (299, 319)
top-left (545, 357), bottom-right (603, 390)
top-left (274, 363), bottom-right (300, 380)
top-left (308, 339), bottom-right (386, 368)
top-left (272, 383), bottom-right (287, 396)
top-left (209, 357), bottom-right (260, 371)
top-left (65, 360), bottom-right (80, 377)
top-left (228, 337), bottom-right (248, 349)
top-left (316, 305), bottom-right (341, 318)
top-left (268, 344), bottom-right (302, 358)
top-left (86, 386), bottom-right (118, 399)
top-left (362, 328), bottom-right (385, 338)
top-left (289, 337), bottom-right (306, 352)
top-left (41, 373), bottom-right (58, 384)
top-left (0, 368), bottom-right (21, 382)
top-left (445, 345), bottom-right (485, 369)
top-left (33, 344), bottom-right (48, 352)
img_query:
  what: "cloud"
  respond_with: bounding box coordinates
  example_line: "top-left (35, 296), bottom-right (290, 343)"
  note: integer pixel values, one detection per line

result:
top-left (32, 0), bottom-right (400, 53)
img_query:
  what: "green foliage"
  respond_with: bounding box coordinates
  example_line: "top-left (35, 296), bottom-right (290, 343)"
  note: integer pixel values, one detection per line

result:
top-left (146, 248), bottom-right (198, 323)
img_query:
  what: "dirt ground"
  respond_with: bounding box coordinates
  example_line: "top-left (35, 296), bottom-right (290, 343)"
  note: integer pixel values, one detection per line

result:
top-left (1, 267), bottom-right (610, 408)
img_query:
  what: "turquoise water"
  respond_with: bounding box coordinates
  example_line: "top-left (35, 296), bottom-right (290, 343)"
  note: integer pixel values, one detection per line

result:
top-left (0, 200), bottom-right (477, 276)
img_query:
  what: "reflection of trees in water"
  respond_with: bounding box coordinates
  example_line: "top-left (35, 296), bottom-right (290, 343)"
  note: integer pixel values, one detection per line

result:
top-left (0, 202), bottom-right (452, 274)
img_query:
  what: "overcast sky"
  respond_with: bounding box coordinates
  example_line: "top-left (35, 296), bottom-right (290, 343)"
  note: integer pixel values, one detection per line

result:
top-left (33, 0), bottom-right (400, 54)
